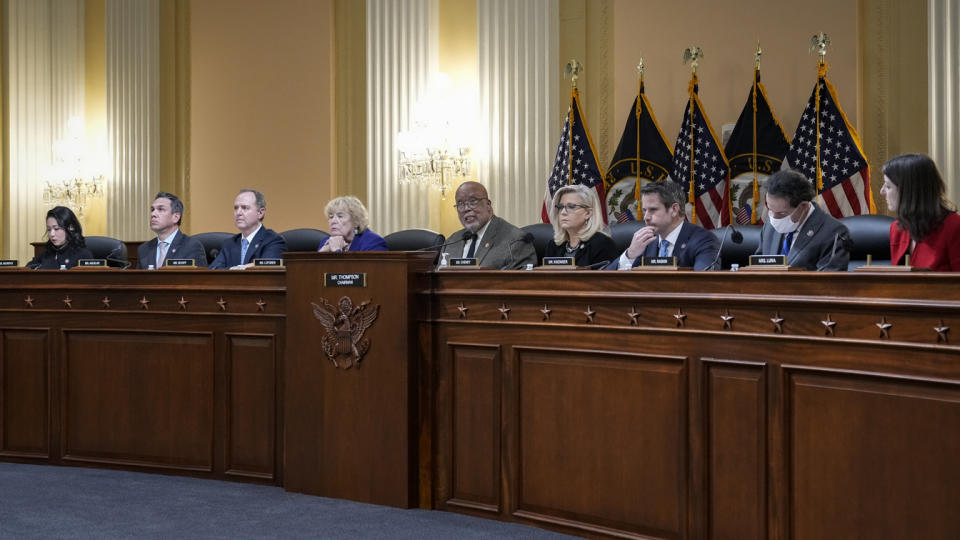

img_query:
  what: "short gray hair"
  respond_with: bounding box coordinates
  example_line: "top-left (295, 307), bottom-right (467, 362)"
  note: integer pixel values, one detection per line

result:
top-left (325, 196), bottom-right (370, 232)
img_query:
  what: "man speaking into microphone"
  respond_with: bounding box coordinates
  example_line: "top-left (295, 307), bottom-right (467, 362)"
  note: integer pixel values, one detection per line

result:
top-left (755, 170), bottom-right (851, 271)
top-left (440, 181), bottom-right (537, 270)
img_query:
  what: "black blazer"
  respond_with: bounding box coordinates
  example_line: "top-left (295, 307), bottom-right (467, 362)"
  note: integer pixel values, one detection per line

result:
top-left (544, 232), bottom-right (619, 268)
top-left (137, 230), bottom-right (208, 269)
top-left (26, 244), bottom-right (94, 269)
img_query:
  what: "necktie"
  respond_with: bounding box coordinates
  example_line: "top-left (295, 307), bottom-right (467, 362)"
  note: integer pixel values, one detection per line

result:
top-left (659, 239), bottom-right (670, 257)
top-left (240, 237), bottom-right (250, 264)
top-left (781, 232), bottom-right (795, 256)
top-left (465, 232), bottom-right (477, 258)
top-left (157, 241), bottom-right (168, 268)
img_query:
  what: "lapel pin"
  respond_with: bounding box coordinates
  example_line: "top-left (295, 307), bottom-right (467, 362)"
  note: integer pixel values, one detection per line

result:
top-left (806, 230), bottom-right (814, 237)
top-left (680, 243), bottom-right (687, 249)
top-left (485, 242), bottom-right (490, 248)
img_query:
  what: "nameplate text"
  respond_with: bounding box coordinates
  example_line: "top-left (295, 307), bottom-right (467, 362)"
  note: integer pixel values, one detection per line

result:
top-left (254, 258), bottom-right (284, 267)
top-left (324, 273), bottom-right (367, 287)
top-left (449, 258), bottom-right (477, 267)
top-left (542, 256), bottom-right (575, 266)
top-left (165, 259), bottom-right (195, 267)
top-left (78, 259), bottom-right (107, 267)
top-left (750, 255), bottom-right (787, 266)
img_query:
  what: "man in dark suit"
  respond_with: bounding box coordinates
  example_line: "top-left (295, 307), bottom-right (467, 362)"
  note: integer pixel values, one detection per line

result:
top-left (440, 181), bottom-right (537, 270)
top-left (208, 189), bottom-right (287, 269)
top-left (137, 192), bottom-right (207, 268)
top-left (755, 169), bottom-right (850, 271)
top-left (605, 181), bottom-right (719, 270)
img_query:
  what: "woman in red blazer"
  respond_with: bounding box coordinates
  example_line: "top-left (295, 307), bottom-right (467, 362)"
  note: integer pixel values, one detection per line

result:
top-left (881, 153), bottom-right (960, 271)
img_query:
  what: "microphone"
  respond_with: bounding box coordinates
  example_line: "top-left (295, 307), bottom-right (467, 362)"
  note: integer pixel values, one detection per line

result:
top-left (586, 259), bottom-right (611, 270)
top-left (708, 225), bottom-right (743, 270)
top-left (816, 232), bottom-right (843, 271)
top-left (500, 233), bottom-right (535, 270)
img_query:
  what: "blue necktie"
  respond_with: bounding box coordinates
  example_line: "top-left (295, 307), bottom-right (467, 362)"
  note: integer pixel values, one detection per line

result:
top-left (659, 239), bottom-right (670, 257)
top-left (240, 237), bottom-right (250, 264)
top-left (781, 232), bottom-right (794, 256)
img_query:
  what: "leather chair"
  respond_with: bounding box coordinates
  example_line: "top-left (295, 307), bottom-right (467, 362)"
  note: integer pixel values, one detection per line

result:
top-left (384, 229), bottom-right (445, 251)
top-left (280, 228), bottom-right (330, 252)
top-left (85, 236), bottom-right (129, 268)
top-left (710, 225), bottom-right (762, 270)
top-left (608, 221), bottom-right (645, 254)
top-left (842, 214), bottom-right (894, 269)
top-left (520, 223), bottom-right (555, 263)
top-left (192, 232), bottom-right (234, 263)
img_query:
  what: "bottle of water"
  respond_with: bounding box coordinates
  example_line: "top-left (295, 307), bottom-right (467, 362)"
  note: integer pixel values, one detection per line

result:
top-left (59, 264), bottom-right (67, 270)
top-left (147, 264), bottom-right (155, 270)
top-left (438, 252), bottom-right (449, 269)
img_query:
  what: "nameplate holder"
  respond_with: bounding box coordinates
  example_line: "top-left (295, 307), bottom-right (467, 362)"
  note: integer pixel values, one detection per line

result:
top-left (448, 257), bottom-right (478, 267)
top-left (542, 257), bottom-right (575, 267)
top-left (740, 254), bottom-right (799, 271)
top-left (77, 259), bottom-right (107, 267)
top-left (0, 260), bottom-right (18, 267)
top-left (254, 258), bottom-right (284, 268)
top-left (633, 256), bottom-right (684, 271)
top-left (324, 273), bottom-right (366, 287)
top-left (164, 258), bottom-right (196, 267)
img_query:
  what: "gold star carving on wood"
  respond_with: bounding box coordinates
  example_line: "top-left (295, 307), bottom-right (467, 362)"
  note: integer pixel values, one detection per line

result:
top-left (821, 314), bottom-right (837, 336)
top-left (256, 298), bottom-right (266, 312)
top-left (178, 296), bottom-right (189, 311)
top-left (627, 306), bottom-right (641, 326)
top-left (62, 296), bottom-right (72, 309)
top-left (216, 297), bottom-right (228, 311)
top-left (498, 303), bottom-right (511, 320)
top-left (584, 305), bottom-right (596, 324)
top-left (876, 316), bottom-right (892, 339)
top-left (771, 311), bottom-right (785, 334)
top-left (673, 308), bottom-right (687, 328)
top-left (540, 304), bottom-right (552, 321)
top-left (24, 296), bottom-right (34, 308)
top-left (457, 302), bottom-right (469, 319)
top-left (139, 296), bottom-right (150, 310)
top-left (101, 297), bottom-right (111, 309)
top-left (935, 320), bottom-right (950, 343)
top-left (720, 308), bottom-right (735, 330)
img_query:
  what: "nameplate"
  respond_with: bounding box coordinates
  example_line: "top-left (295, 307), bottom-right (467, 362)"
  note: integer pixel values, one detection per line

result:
top-left (542, 256), bottom-right (575, 267)
top-left (324, 273), bottom-right (366, 287)
top-left (0, 260), bottom-right (18, 267)
top-left (164, 258), bottom-right (195, 267)
top-left (449, 257), bottom-right (478, 267)
top-left (749, 255), bottom-right (787, 266)
top-left (78, 259), bottom-right (107, 267)
top-left (254, 258), bottom-right (284, 267)
top-left (641, 256), bottom-right (677, 267)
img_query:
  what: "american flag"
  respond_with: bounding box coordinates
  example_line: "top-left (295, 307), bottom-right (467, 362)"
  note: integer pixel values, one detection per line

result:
top-left (542, 88), bottom-right (607, 224)
top-left (783, 76), bottom-right (873, 217)
top-left (670, 79), bottom-right (730, 229)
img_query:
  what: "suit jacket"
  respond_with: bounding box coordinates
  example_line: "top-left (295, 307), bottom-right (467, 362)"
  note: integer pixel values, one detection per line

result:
top-left (317, 229), bottom-right (388, 251)
top-left (137, 230), bottom-right (208, 269)
top-left (26, 244), bottom-right (94, 269)
top-left (544, 232), bottom-right (619, 268)
top-left (890, 212), bottom-right (960, 271)
top-left (605, 221), bottom-right (720, 271)
top-left (208, 226), bottom-right (287, 269)
top-left (755, 204), bottom-right (850, 271)
top-left (441, 216), bottom-right (537, 270)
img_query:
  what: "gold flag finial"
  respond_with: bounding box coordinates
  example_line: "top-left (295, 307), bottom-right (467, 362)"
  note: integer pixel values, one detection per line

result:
top-left (637, 58), bottom-right (644, 80)
top-left (564, 58), bottom-right (583, 89)
top-left (809, 32), bottom-right (831, 65)
top-left (682, 46), bottom-right (703, 75)
top-left (755, 41), bottom-right (763, 70)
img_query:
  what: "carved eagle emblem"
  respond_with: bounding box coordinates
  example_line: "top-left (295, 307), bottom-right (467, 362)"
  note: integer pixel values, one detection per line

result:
top-left (311, 296), bottom-right (380, 369)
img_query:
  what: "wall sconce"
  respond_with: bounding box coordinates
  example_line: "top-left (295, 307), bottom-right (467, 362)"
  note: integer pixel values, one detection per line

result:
top-left (43, 116), bottom-right (107, 220)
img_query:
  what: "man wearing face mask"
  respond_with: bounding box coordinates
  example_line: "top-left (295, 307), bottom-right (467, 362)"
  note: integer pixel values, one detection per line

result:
top-left (755, 169), bottom-right (851, 271)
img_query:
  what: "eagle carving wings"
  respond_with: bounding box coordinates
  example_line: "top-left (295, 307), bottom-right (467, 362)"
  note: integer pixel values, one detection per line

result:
top-left (311, 296), bottom-right (380, 369)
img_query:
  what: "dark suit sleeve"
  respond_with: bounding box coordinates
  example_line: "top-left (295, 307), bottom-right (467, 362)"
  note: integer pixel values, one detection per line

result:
top-left (137, 242), bottom-right (152, 269)
top-left (691, 229), bottom-right (721, 271)
top-left (259, 231), bottom-right (287, 259)
top-left (816, 224), bottom-right (851, 271)
top-left (181, 236), bottom-right (208, 267)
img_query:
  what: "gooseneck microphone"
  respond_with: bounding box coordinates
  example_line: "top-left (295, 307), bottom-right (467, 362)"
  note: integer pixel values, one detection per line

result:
top-left (501, 233), bottom-right (535, 270)
top-left (708, 225), bottom-right (743, 270)
top-left (816, 232), bottom-right (843, 271)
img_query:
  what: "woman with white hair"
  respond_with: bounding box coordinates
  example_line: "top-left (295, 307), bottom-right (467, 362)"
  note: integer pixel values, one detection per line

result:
top-left (545, 184), bottom-right (618, 267)
top-left (317, 196), bottom-right (388, 252)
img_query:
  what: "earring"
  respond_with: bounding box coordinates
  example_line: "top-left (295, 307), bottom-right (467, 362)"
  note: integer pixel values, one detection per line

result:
top-left (353, 226), bottom-right (360, 235)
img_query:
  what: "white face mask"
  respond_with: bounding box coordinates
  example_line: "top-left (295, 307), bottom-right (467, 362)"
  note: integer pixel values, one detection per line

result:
top-left (768, 210), bottom-right (800, 234)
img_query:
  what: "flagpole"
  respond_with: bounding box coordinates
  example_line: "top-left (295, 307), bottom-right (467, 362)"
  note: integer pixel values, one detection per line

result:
top-left (565, 59), bottom-right (583, 186)
top-left (751, 43), bottom-right (761, 225)
top-left (683, 46), bottom-right (702, 224)
top-left (811, 33), bottom-right (830, 200)
top-left (637, 59), bottom-right (643, 184)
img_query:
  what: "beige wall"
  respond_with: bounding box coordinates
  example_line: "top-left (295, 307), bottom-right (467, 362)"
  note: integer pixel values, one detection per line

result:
top-left (190, 0), bottom-right (335, 234)
top-left (611, 0), bottom-right (859, 168)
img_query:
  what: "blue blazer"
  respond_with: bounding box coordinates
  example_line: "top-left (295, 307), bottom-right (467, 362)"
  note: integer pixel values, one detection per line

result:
top-left (208, 226), bottom-right (287, 269)
top-left (605, 221), bottom-right (720, 271)
top-left (317, 229), bottom-right (388, 252)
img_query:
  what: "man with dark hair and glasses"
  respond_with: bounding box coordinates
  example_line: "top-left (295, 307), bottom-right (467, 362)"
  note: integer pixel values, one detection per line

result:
top-left (440, 181), bottom-right (536, 269)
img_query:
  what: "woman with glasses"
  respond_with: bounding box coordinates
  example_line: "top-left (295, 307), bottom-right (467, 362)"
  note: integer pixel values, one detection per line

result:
top-left (881, 153), bottom-right (960, 270)
top-left (26, 206), bottom-right (93, 269)
top-left (545, 184), bottom-right (618, 267)
top-left (317, 196), bottom-right (388, 252)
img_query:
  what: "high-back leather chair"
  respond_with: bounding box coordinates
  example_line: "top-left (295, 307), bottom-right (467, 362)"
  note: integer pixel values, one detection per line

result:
top-left (192, 232), bottom-right (234, 263)
top-left (84, 236), bottom-right (128, 268)
top-left (384, 229), bottom-right (445, 251)
top-left (280, 228), bottom-right (330, 252)
top-left (842, 214), bottom-right (894, 269)
top-left (520, 223), bottom-right (555, 263)
top-left (608, 221), bottom-right (646, 254)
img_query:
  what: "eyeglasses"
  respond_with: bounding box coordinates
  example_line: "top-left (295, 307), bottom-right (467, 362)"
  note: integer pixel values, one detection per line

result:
top-left (453, 198), bottom-right (488, 211)
top-left (555, 203), bottom-right (588, 212)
